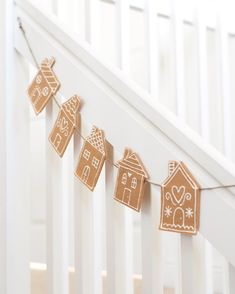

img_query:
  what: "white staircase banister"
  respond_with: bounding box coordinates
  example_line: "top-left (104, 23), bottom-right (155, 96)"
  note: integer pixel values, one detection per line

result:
top-left (14, 0), bottom-right (235, 266)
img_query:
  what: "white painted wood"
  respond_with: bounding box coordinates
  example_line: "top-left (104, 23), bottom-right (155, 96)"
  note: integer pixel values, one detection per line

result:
top-left (13, 0), bottom-right (235, 184)
top-left (228, 263), bottom-right (235, 293)
top-left (228, 31), bottom-right (235, 166)
top-left (73, 129), bottom-right (83, 294)
top-left (0, 0), bottom-right (8, 292)
top-left (105, 143), bottom-right (134, 294)
top-left (105, 145), bottom-right (116, 294)
top-left (51, 0), bottom-right (58, 15)
top-left (141, 184), bottom-right (163, 294)
top-left (116, 0), bottom-right (130, 72)
top-left (6, 52), bottom-right (30, 294)
top-left (195, 0), bottom-right (209, 139)
top-left (183, 23), bottom-right (201, 133)
top-left (217, 9), bottom-right (232, 159)
top-left (92, 168), bottom-right (105, 294)
top-left (193, 236), bottom-right (213, 294)
top-left (194, 4), bottom-right (214, 292)
top-left (73, 122), bottom-right (94, 294)
top-left (174, 236), bottom-right (181, 294)
top-left (74, 0), bottom-right (86, 39)
top-left (171, 0), bottom-right (185, 119)
top-left (124, 208), bottom-right (134, 294)
top-left (105, 147), bottom-right (134, 294)
top-left (207, 26), bottom-right (224, 153)
top-left (46, 100), bottom-right (69, 294)
top-left (85, 0), bottom-right (101, 48)
top-left (144, 0), bottom-right (159, 100)
top-left (14, 2), bottom-right (235, 268)
top-left (180, 236), bottom-right (193, 294)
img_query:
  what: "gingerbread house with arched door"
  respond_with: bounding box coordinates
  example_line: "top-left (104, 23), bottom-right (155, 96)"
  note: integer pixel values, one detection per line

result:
top-left (114, 149), bottom-right (148, 212)
top-left (75, 126), bottom-right (106, 191)
top-left (159, 161), bottom-right (200, 235)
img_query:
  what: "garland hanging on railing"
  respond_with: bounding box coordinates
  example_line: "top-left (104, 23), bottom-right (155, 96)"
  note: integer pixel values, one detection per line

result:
top-left (18, 17), bottom-right (235, 236)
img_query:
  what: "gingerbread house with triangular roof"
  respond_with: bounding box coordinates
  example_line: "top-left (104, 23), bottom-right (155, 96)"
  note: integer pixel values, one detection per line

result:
top-left (75, 126), bottom-right (106, 191)
top-left (49, 95), bottom-right (80, 157)
top-left (114, 149), bottom-right (148, 211)
top-left (159, 161), bottom-right (200, 235)
top-left (28, 57), bottom-right (60, 114)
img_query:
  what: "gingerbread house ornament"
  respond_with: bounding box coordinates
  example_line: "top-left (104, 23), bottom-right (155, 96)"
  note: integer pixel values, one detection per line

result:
top-left (114, 149), bottom-right (148, 212)
top-left (49, 95), bottom-right (80, 157)
top-left (75, 126), bottom-right (106, 191)
top-left (159, 161), bottom-right (200, 235)
top-left (28, 57), bottom-right (60, 114)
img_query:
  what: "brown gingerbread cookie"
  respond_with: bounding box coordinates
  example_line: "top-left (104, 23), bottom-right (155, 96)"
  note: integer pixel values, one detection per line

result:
top-left (75, 126), bottom-right (106, 191)
top-left (49, 95), bottom-right (80, 157)
top-left (114, 149), bottom-right (148, 212)
top-left (28, 57), bottom-right (60, 114)
top-left (159, 161), bottom-right (200, 235)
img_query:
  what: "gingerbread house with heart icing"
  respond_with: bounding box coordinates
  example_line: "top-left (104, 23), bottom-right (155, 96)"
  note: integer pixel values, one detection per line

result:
top-left (159, 161), bottom-right (200, 235)
top-left (28, 57), bottom-right (60, 114)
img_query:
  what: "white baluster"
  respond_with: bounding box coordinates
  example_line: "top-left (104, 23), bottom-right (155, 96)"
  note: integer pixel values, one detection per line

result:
top-left (93, 169), bottom-right (105, 294)
top-left (46, 100), bottom-right (69, 294)
top-left (193, 236), bottom-right (213, 294)
top-left (217, 4), bottom-right (232, 159)
top-left (116, 0), bottom-right (130, 72)
top-left (105, 147), bottom-right (134, 294)
top-left (228, 263), bottom-right (235, 293)
top-left (73, 122), bottom-right (94, 294)
top-left (175, 235), bottom-right (193, 294)
top-left (85, 0), bottom-right (101, 48)
top-left (73, 127), bottom-right (83, 293)
top-left (105, 144), bottom-right (116, 294)
top-left (145, 0), bottom-right (159, 101)
top-left (141, 184), bottom-right (163, 294)
top-left (195, 0), bottom-right (209, 140)
top-left (172, 0), bottom-right (185, 120)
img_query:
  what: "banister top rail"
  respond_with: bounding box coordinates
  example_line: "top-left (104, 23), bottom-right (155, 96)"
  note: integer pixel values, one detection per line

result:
top-left (14, 0), bottom-right (235, 266)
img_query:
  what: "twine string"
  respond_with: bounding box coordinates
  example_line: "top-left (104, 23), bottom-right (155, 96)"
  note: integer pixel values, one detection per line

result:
top-left (17, 17), bottom-right (235, 192)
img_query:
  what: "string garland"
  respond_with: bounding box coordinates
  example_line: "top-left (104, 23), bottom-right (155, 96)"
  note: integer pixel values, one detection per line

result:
top-left (17, 17), bottom-right (235, 192)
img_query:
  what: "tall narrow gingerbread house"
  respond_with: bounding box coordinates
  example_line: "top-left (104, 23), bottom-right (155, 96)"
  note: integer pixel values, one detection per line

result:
top-left (114, 149), bottom-right (148, 212)
top-left (49, 95), bottom-right (80, 157)
top-left (75, 126), bottom-right (106, 191)
top-left (28, 57), bottom-right (60, 114)
top-left (159, 161), bottom-right (200, 235)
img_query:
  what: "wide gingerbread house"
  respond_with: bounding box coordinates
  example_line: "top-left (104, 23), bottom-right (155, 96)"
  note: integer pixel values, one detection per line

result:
top-left (28, 57), bottom-right (60, 114)
top-left (49, 95), bottom-right (80, 157)
top-left (75, 126), bottom-right (106, 191)
top-left (114, 149), bottom-right (148, 212)
top-left (159, 161), bottom-right (200, 235)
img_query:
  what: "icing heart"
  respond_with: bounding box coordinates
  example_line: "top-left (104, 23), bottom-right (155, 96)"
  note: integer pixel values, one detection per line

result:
top-left (171, 186), bottom-right (185, 204)
top-left (57, 117), bottom-right (69, 136)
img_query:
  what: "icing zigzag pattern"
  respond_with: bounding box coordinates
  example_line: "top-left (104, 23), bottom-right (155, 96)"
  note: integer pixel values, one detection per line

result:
top-left (162, 223), bottom-right (194, 230)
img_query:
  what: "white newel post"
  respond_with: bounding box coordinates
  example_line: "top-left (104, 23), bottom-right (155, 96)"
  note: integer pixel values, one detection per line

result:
top-left (7, 40), bottom-right (31, 294)
top-left (2, 0), bottom-right (31, 293)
